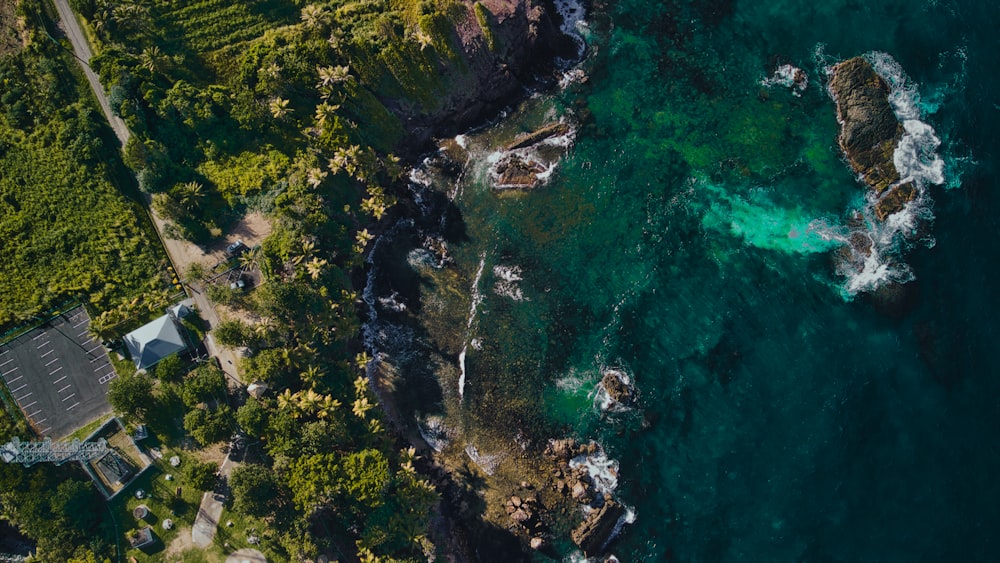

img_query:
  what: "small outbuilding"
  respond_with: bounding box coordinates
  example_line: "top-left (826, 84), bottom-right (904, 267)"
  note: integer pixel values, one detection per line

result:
top-left (123, 315), bottom-right (187, 369)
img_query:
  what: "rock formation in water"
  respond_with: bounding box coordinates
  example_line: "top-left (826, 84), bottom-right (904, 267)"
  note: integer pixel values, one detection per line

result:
top-left (828, 56), bottom-right (918, 220)
top-left (543, 438), bottom-right (627, 556)
top-left (600, 368), bottom-right (636, 407)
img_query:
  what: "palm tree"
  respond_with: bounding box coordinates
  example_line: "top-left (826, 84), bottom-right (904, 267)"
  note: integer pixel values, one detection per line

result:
top-left (299, 365), bottom-right (325, 390)
top-left (140, 45), bottom-right (163, 73)
top-left (413, 30), bottom-right (434, 50)
top-left (313, 102), bottom-right (340, 126)
top-left (300, 4), bottom-right (329, 29)
top-left (306, 167), bottom-right (327, 188)
top-left (316, 65), bottom-right (350, 88)
top-left (277, 388), bottom-right (298, 414)
top-left (269, 98), bottom-right (291, 119)
top-left (305, 257), bottom-right (327, 280)
top-left (239, 246), bottom-right (261, 272)
top-left (176, 181), bottom-right (204, 210)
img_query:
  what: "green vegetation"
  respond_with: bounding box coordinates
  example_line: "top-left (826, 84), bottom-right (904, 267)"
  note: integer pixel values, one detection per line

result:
top-left (0, 0), bottom-right (509, 559)
top-left (474, 2), bottom-right (496, 51)
top-left (0, 0), bottom-right (170, 330)
top-left (0, 461), bottom-right (114, 561)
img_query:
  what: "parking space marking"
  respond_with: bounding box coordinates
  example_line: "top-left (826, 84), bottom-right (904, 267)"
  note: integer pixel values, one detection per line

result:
top-left (35, 418), bottom-right (47, 425)
top-left (73, 319), bottom-right (89, 328)
top-left (58, 384), bottom-right (72, 393)
top-left (27, 410), bottom-right (42, 418)
top-left (0, 358), bottom-right (12, 367)
top-left (40, 427), bottom-right (51, 434)
top-left (53, 375), bottom-right (68, 384)
top-left (61, 393), bottom-right (76, 402)
top-left (32, 332), bottom-right (45, 341)
top-left (16, 392), bottom-right (32, 401)
top-left (65, 402), bottom-right (80, 411)
top-left (92, 363), bottom-right (110, 371)
top-left (44, 358), bottom-right (59, 367)
top-left (49, 366), bottom-right (63, 376)
top-left (2, 366), bottom-right (18, 376)
top-left (0, 349), bottom-right (7, 356)
top-left (77, 330), bottom-right (90, 338)
top-left (39, 350), bottom-right (54, 358)
top-left (22, 401), bottom-right (37, 410)
top-left (10, 384), bottom-right (27, 394)
top-left (86, 346), bottom-right (102, 355)
top-left (6, 375), bottom-right (23, 384)
top-left (36, 340), bottom-right (50, 349)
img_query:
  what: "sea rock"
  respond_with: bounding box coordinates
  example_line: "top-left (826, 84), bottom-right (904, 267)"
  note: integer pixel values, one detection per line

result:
top-left (571, 500), bottom-right (627, 556)
top-left (506, 122), bottom-right (572, 151)
top-left (530, 536), bottom-right (545, 550)
top-left (828, 56), bottom-right (903, 194)
top-left (875, 181), bottom-right (917, 221)
top-left (546, 438), bottom-right (578, 460)
top-left (493, 154), bottom-right (548, 189)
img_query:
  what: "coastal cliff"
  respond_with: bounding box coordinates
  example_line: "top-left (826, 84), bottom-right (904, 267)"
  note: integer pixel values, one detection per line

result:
top-left (388, 0), bottom-right (577, 154)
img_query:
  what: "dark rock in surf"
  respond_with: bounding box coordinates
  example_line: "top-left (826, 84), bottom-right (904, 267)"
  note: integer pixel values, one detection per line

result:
top-left (505, 122), bottom-right (573, 150)
top-left (828, 56), bottom-right (903, 195)
top-left (494, 154), bottom-right (548, 189)
top-left (874, 181), bottom-right (917, 221)
top-left (571, 499), bottom-right (626, 556)
top-left (600, 369), bottom-right (636, 407)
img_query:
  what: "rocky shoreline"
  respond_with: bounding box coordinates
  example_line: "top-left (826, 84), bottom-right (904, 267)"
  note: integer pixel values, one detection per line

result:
top-left (390, 0), bottom-right (579, 159)
top-left (361, 1), bottom-right (609, 561)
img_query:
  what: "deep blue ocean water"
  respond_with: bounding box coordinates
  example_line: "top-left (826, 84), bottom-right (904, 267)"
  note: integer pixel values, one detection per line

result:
top-left (369, 0), bottom-right (1000, 559)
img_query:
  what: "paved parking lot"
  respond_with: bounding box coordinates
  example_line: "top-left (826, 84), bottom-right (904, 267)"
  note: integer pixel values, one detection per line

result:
top-left (0, 307), bottom-right (115, 438)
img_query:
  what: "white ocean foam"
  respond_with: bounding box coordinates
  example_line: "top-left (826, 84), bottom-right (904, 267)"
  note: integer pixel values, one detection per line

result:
top-left (459, 253), bottom-right (488, 400)
top-left (487, 125), bottom-right (576, 189)
top-left (417, 415), bottom-right (452, 452)
top-left (761, 64), bottom-right (808, 96)
top-left (591, 368), bottom-right (634, 413)
top-left (377, 291), bottom-right (407, 312)
top-left (493, 264), bottom-right (526, 301)
top-left (569, 448), bottom-right (620, 495)
top-left (552, 0), bottom-right (588, 61)
top-left (454, 134), bottom-right (468, 149)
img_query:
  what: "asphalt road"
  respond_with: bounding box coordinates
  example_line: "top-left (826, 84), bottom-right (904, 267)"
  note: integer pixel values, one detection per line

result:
top-left (51, 0), bottom-right (131, 146)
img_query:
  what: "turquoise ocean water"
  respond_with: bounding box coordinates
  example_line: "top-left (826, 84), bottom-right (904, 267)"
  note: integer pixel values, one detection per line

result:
top-left (367, 0), bottom-right (1000, 559)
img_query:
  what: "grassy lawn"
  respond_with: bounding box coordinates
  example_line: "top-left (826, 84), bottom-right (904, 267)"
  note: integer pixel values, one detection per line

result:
top-left (112, 450), bottom-right (209, 562)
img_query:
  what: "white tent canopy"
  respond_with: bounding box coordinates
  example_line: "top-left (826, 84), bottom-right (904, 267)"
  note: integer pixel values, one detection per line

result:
top-left (123, 315), bottom-right (187, 369)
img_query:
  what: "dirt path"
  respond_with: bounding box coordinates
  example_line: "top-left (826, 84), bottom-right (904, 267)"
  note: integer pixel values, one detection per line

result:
top-left (192, 453), bottom-right (240, 548)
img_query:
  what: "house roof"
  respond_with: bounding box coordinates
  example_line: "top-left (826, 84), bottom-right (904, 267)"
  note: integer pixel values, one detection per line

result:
top-left (168, 300), bottom-right (194, 319)
top-left (123, 315), bottom-right (187, 369)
